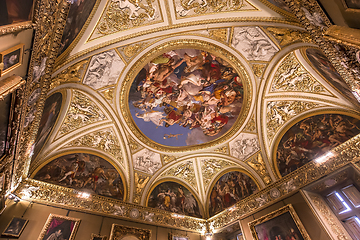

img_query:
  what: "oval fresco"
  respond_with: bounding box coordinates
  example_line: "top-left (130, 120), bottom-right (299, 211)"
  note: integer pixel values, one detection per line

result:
top-left (34, 153), bottom-right (124, 200)
top-left (209, 171), bottom-right (258, 217)
top-left (305, 48), bottom-right (358, 104)
top-left (129, 49), bottom-right (244, 147)
top-left (276, 114), bottom-right (360, 177)
top-left (33, 92), bottom-right (62, 159)
top-left (147, 181), bottom-right (202, 218)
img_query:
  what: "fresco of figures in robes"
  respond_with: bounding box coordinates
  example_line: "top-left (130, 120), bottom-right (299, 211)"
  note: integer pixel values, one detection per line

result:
top-left (34, 153), bottom-right (124, 200)
top-left (129, 48), bottom-right (244, 147)
top-left (147, 181), bottom-right (202, 218)
top-left (276, 114), bottom-right (360, 176)
top-left (209, 171), bottom-right (258, 217)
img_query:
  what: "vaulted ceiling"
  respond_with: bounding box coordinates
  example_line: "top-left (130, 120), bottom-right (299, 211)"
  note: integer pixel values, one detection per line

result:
top-left (24, 0), bottom-right (360, 224)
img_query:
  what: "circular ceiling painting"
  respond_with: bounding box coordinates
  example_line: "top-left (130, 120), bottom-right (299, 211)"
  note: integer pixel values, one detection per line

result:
top-left (129, 48), bottom-right (244, 147)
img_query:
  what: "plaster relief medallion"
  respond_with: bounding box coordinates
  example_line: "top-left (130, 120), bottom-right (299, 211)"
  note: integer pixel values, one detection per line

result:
top-left (132, 149), bottom-right (162, 175)
top-left (27, 88), bottom-right (41, 106)
top-left (269, 188), bottom-right (280, 199)
top-left (148, 181), bottom-right (202, 218)
top-left (130, 208), bottom-right (140, 219)
top-left (33, 153), bottom-right (125, 200)
top-left (129, 48), bottom-right (244, 147)
top-left (232, 27), bottom-right (279, 61)
top-left (230, 133), bottom-right (260, 161)
top-left (83, 49), bottom-right (125, 89)
top-left (276, 113), bottom-right (360, 177)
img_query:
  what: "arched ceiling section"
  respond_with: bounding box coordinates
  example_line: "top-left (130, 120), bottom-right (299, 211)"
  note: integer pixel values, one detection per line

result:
top-left (27, 0), bottom-right (360, 220)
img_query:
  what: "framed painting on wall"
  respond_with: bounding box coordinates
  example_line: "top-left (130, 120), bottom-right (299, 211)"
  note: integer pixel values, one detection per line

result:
top-left (0, 44), bottom-right (24, 76)
top-left (37, 214), bottom-right (80, 240)
top-left (109, 224), bottom-right (151, 240)
top-left (91, 233), bottom-right (107, 240)
top-left (2, 217), bottom-right (28, 237)
top-left (248, 204), bottom-right (311, 240)
top-left (168, 233), bottom-right (189, 240)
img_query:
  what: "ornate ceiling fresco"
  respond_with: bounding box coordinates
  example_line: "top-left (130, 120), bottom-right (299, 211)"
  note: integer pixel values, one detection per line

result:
top-left (10, 0), bottom-right (360, 234)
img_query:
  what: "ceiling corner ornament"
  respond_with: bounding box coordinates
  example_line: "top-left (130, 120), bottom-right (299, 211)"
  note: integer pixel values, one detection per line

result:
top-left (214, 146), bottom-right (228, 154)
top-left (118, 41), bottom-right (152, 62)
top-left (50, 59), bottom-right (89, 90)
top-left (174, 0), bottom-right (258, 18)
top-left (162, 154), bottom-right (177, 164)
top-left (246, 152), bottom-right (271, 185)
top-left (270, 52), bottom-right (328, 94)
top-left (90, 0), bottom-right (163, 40)
top-left (251, 63), bottom-right (266, 78)
top-left (128, 135), bottom-right (142, 152)
top-left (266, 100), bottom-right (322, 141)
top-left (134, 171), bottom-right (150, 204)
top-left (57, 90), bottom-right (107, 137)
top-left (229, 133), bottom-right (260, 161)
top-left (160, 160), bottom-right (197, 191)
top-left (120, 39), bottom-right (252, 152)
top-left (243, 114), bottom-right (256, 133)
top-left (100, 87), bottom-right (116, 101)
top-left (200, 158), bottom-right (235, 190)
top-left (64, 127), bottom-right (123, 166)
top-left (207, 28), bottom-right (229, 43)
top-left (265, 27), bottom-right (312, 47)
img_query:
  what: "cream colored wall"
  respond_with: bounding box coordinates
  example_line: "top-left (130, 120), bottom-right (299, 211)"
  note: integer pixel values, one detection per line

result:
top-left (0, 200), bottom-right (201, 240)
top-left (239, 192), bottom-right (330, 240)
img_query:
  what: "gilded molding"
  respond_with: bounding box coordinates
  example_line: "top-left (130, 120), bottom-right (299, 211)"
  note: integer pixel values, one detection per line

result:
top-left (160, 161), bottom-right (197, 191)
top-left (0, 76), bottom-right (25, 100)
top-left (266, 100), bottom-right (321, 141)
top-left (207, 28), bottom-right (228, 43)
top-left (109, 224), bottom-right (151, 240)
top-left (246, 153), bottom-right (271, 185)
top-left (100, 87), bottom-right (115, 101)
top-left (118, 41), bottom-right (152, 62)
top-left (214, 146), bottom-right (228, 154)
top-left (0, 21), bottom-right (34, 36)
top-left (134, 172), bottom-right (150, 204)
top-left (119, 39), bottom-right (252, 152)
top-left (243, 115), bottom-right (256, 133)
top-left (201, 159), bottom-right (235, 190)
top-left (58, 90), bottom-right (107, 137)
top-left (128, 135), bottom-right (141, 152)
top-left (162, 155), bottom-right (177, 164)
top-left (90, 0), bottom-right (163, 40)
top-left (174, 0), bottom-right (258, 19)
top-left (50, 59), bottom-right (89, 90)
top-left (265, 27), bottom-right (311, 46)
top-left (270, 52), bottom-right (326, 94)
top-left (64, 128), bottom-right (123, 166)
top-left (251, 64), bottom-right (266, 78)
top-left (15, 179), bottom-right (206, 232)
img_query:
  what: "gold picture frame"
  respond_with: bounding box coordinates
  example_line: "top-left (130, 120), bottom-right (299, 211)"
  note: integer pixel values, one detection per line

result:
top-left (248, 204), bottom-right (311, 240)
top-left (168, 233), bottom-right (190, 240)
top-left (0, 43), bottom-right (24, 77)
top-left (109, 224), bottom-right (151, 240)
top-left (37, 214), bottom-right (80, 240)
top-left (2, 217), bottom-right (28, 237)
top-left (90, 233), bottom-right (107, 240)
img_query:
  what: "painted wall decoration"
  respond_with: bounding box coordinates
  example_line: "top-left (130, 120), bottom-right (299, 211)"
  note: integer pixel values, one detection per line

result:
top-left (147, 181), bottom-right (202, 218)
top-left (0, 94), bottom-right (11, 159)
top-left (276, 114), bottom-right (360, 177)
top-left (83, 49), bottom-right (125, 89)
top-left (0, 0), bottom-right (34, 26)
top-left (58, 0), bottom-right (97, 56)
top-left (232, 26), bottom-right (279, 61)
top-left (305, 48), bottom-right (358, 103)
top-left (209, 171), bottom-right (258, 217)
top-left (33, 153), bottom-right (124, 200)
top-left (129, 48), bottom-right (244, 147)
top-left (32, 92), bottom-right (62, 159)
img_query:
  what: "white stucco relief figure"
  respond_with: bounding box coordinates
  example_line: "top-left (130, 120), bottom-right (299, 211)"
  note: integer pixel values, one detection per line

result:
top-left (230, 133), bottom-right (260, 160)
top-left (132, 149), bottom-right (162, 175)
top-left (301, 7), bottom-right (326, 29)
top-left (83, 49), bottom-right (125, 89)
top-left (232, 26), bottom-right (279, 61)
top-left (112, 0), bottom-right (155, 20)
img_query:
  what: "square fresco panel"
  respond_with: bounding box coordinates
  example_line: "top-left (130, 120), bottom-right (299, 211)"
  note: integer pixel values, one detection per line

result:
top-left (33, 153), bottom-right (124, 200)
top-left (129, 49), bottom-right (244, 147)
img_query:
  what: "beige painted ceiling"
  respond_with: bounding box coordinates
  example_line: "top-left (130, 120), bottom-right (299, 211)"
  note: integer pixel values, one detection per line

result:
top-left (28, 0), bottom-right (360, 219)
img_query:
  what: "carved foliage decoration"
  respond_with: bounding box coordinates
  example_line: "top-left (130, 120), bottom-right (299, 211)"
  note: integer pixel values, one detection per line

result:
top-left (109, 224), bottom-right (151, 240)
top-left (118, 41), bottom-right (151, 62)
top-left (174, 0), bottom-right (257, 18)
top-left (266, 27), bottom-right (311, 46)
top-left (134, 172), bottom-right (150, 204)
top-left (91, 0), bottom-right (161, 39)
top-left (270, 52), bottom-right (327, 94)
top-left (201, 159), bottom-right (235, 189)
top-left (64, 128), bottom-right (123, 165)
top-left (161, 161), bottom-right (197, 190)
top-left (266, 100), bottom-right (321, 141)
top-left (58, 91), bottom-right (107, 136)
top-left (246, 153), bottom-right (271, 185)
